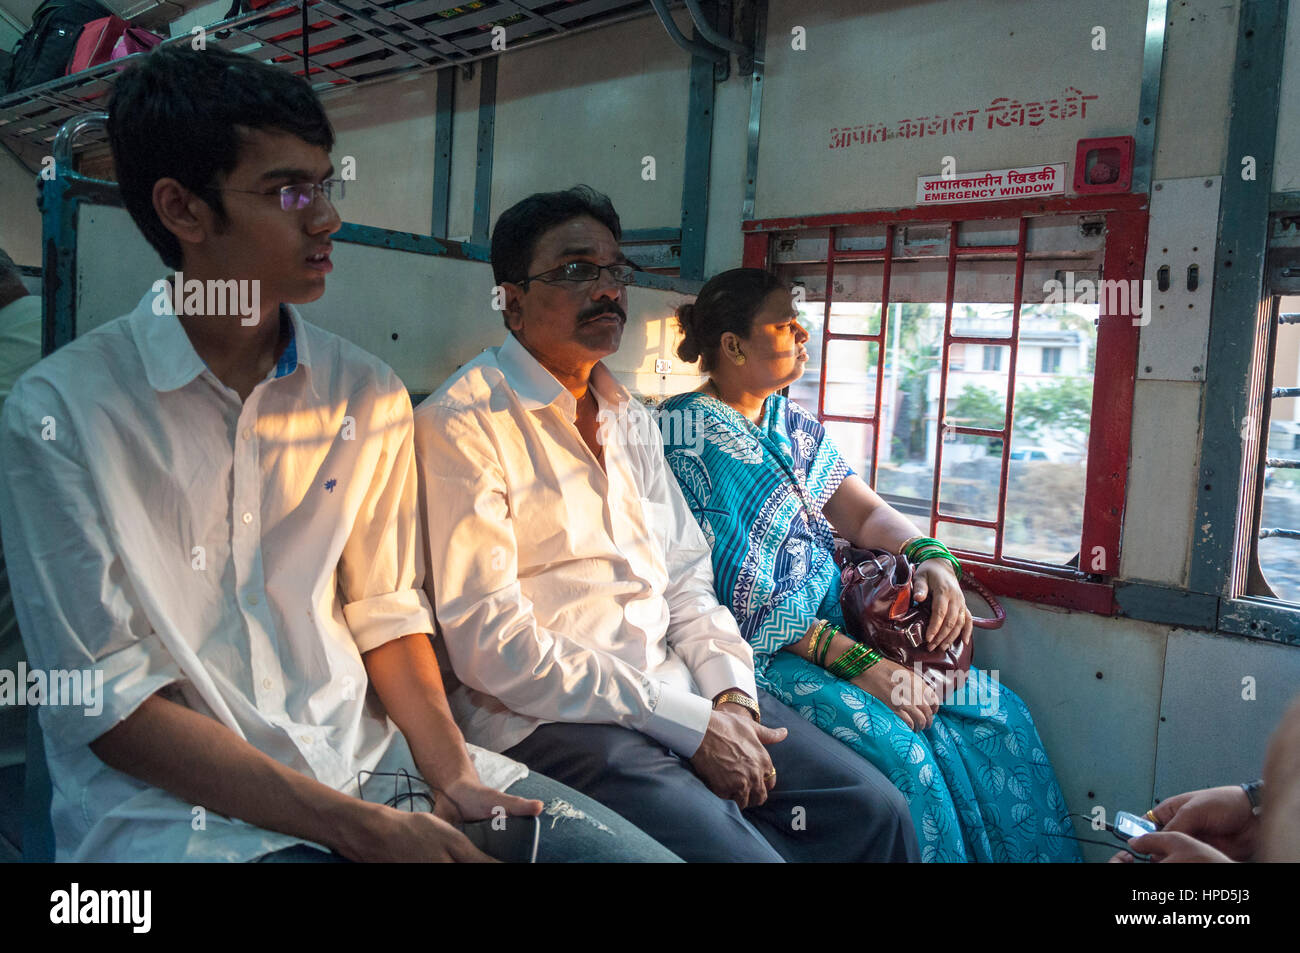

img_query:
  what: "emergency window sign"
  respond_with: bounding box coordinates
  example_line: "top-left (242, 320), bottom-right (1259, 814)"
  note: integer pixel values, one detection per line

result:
top-left (916, 164), bottom-right (1067, 205)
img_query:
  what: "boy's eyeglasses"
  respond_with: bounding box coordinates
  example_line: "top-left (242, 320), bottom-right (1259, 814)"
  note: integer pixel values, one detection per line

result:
top-left (206, 179), bottom-right (345, 212)
top-left (519, 261), bottom-right (636, 288)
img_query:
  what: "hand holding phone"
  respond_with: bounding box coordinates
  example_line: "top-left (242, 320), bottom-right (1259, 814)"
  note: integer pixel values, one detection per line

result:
top-left (459, 814), bottom-right (541, 863)
top-left (1114, 810), bottom-right (1158, 841)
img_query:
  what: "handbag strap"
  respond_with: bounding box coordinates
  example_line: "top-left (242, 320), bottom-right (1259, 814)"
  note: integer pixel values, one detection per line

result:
top-left (959, 572), bottom-right (1006, 629)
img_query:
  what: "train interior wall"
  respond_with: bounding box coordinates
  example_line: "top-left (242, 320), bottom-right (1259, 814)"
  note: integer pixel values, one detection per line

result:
top-left (4, 0), bottom-right (1300, 861)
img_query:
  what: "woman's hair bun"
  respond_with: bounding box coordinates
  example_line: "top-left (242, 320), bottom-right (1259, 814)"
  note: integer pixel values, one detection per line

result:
top-left (675, 301), bottom-right (702, 363)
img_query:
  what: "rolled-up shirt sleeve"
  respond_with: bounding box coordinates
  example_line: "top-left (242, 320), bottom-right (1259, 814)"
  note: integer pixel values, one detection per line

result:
top-left (416, 401), bottom-right (714, 756)
top-left (339, 375), bottom-right (437, 654)
top-left (0, 380), bottom-right (184, 752)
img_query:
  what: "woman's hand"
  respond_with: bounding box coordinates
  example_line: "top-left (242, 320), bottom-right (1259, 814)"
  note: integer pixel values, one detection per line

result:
top-left (433, 772), bottom-right (544, 825)
top-left (852, 657), bottom-right (940, 731)
top-left (913, 560), bottom-right (973, 652)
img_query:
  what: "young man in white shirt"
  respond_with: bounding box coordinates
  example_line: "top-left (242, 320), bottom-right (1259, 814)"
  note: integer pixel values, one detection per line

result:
top-left (417, 186), bottom-right (918, 862)
top-left (0, 49), bottom-right (675, 863)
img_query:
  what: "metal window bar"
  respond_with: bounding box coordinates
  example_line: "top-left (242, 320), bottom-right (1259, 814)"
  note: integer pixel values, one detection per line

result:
top-left (748, 195), bottom-right (1143, 602)
top-left (815, 226), bottom-right (894, 482)
top-left (928, 219), bottom-right (1027, 560)
top-left (815, 217), bottom-right (1044, 565)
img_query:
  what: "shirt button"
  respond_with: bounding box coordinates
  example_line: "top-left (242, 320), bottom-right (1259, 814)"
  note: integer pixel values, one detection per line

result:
top-left (247, 594), bottom-right (259, 606)
top-left (242, 428), bottom-right (253, 441)
top-left (300, 734), bottom-right (313, 745)
top-left (262, 678), bottom-right (273, 690)
top-left (242, 512), bottom-right (253, 524)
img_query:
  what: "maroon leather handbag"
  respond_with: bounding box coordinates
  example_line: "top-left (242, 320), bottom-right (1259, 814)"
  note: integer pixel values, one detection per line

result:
top-left (834, 544), bottom-right (1005, 696)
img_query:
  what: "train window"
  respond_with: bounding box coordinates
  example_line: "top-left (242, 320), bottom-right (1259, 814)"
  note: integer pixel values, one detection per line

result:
top-left (1250, 297), bottom-right (1300, 603)
top-left (762, 207), bottom-right (1139, 584)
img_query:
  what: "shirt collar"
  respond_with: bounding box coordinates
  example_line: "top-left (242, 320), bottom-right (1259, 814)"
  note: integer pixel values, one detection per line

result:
top-left (496, 332), bottom-right (628, 419)
top-left (131, 287), bottom-right (315, 396)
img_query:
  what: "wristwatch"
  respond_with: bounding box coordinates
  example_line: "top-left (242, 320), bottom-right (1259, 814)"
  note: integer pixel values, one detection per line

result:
top-left (1241, 780), bottom-right (1264, 817)
top-left (713, 690), bottom-right (761, 724)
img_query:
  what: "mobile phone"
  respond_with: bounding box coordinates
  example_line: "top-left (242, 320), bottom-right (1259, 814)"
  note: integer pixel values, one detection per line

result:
top-left (459, 814), bottom-right (541, 863)
top-left (1114, 810), bottom-right (1157, 841)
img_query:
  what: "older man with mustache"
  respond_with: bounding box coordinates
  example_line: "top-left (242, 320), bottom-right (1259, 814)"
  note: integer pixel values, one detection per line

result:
top-left (414, 185), bottom-right (917, 862)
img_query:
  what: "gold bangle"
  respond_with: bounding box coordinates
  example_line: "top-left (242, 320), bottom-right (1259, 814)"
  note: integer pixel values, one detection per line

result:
top-left (898, 534), bottom-right (924, 557)
top-left (807, 619), bottom-right (829, 661)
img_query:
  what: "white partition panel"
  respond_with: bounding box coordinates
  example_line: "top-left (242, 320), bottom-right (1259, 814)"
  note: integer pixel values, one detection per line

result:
top-left (973, 601), bottom-right (1169, 863)
top-left (76, 204), bottom-right (167, 335)
top-left (326, 73), bottom-right (442, 237)
top-left (1, 149), bottom-right (44, 268)
top-left (1155, 628), bottom-right (1300, 799)
top-left (1152, 0), bottom-right (1239, 181)
top-left (491, 16), bottom-right (690, 229)
top-left (73, 203), bottom-right (698, 397)
top-left (755, 0), bottom-right (1147, 219)
top-left (1120, 379), bottom-right (1202, 587)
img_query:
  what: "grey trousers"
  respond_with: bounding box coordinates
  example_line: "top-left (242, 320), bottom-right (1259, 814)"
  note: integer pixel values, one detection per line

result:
top-left (504, 689), bottom-right (920, 863)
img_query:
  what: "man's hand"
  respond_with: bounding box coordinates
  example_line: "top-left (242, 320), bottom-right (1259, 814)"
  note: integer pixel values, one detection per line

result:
top-left (1151, 786), bottom-right (1258, 861)
top-left (1108, 830), bottom-right (1234, 864)
top-left (345, 803), bottom-right (497, 863)
top-left (691, 705), bottom-right (787, 810)
top-left (913, 560), bottom-right (972, 652)
top-left (433, 772), bottom-right (544, 825)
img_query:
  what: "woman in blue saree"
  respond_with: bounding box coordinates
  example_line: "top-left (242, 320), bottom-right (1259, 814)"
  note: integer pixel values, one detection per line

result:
top-left (658, 268), bottom-right (1079, 862)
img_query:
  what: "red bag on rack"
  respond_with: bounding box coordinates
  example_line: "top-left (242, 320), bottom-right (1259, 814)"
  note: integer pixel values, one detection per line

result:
top-left (65, 14), bottom-right (127, 73)
top-left (111, 26), bottom-right (164, 59)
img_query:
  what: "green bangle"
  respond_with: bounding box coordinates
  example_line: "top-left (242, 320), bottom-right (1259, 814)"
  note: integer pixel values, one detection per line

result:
top-left (818, 624), bottom-right (841, 667)
top-left (826, 644), bottom-right (859, 678)
top-left (903, 536), bottom-right (941, 558)
top-left (921, 551), bottom-right (963, 580)
top-left (841, 647), bottom-right (881, 679)
top-left (828, 641), bottom-right (874, 679)
top-left (905, 539), bottom-right (963, 580)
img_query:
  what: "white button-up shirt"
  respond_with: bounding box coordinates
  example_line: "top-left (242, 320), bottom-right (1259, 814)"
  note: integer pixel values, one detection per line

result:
top-left (0, 290), bottom-right (522, 862)
top-left (415, 333), bottom-right (757, 758)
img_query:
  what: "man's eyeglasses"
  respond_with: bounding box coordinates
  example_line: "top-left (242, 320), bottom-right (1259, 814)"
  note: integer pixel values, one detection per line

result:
top-left (206, 179), bottom-right (346, 212)
top-left (518, 261), bottom-right (636, 288)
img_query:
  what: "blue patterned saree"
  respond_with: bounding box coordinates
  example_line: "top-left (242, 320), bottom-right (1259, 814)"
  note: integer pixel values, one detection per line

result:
top-left (659, 391), bottom-right (1079, 862)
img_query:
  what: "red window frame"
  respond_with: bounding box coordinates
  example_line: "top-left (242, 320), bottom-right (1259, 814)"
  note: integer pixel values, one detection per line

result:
top-left (741, 193), bottom-right (1150, 615)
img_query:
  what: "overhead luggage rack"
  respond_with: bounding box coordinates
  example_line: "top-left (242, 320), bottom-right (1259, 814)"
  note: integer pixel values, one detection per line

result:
top-left (0, 0), bottom-right (656, 153)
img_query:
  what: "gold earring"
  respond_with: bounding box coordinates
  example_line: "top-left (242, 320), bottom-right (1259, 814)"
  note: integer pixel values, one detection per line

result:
top-left (735, 351), bottom-right (747, 366)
